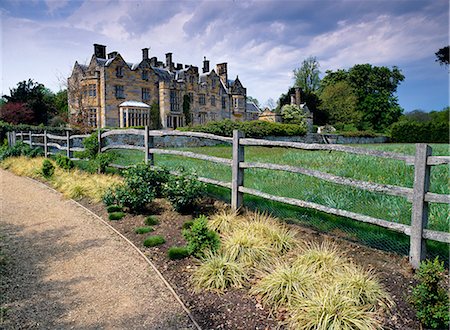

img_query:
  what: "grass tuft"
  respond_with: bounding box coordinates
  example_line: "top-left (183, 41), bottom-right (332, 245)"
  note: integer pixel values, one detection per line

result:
top-left (207, 209), bottom-right (241, 234)
top-left (135, 226), bottom-right (154, 234)
top-left (191, 252), bottom-right (249, 292)
top-left (107, 205), bottom-right (122, 213)
top-left (108, 212), bottom-right (125, 221)
top-left (144, 215), bottom-right (159, 226)
top-left (168, 246), bottom-right (190, 260)
top-left (143, 235), bottom-right (165, 247)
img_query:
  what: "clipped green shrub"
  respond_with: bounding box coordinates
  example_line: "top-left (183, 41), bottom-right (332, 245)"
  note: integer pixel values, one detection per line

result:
top-left (55, 154), bottom-right (74, 170)
top-left (410, 257), bottom-right (449, 329)
top-left (391, 120), bottom-right (449, 143)
top-left (106, 205), bottom-right (122, 213)
top-left (115, 184), bottom-right (154, 213)
top-left (41, 159), bottom-right (55, 178)
top-left (163, 169), bottom-right (206, 212)
top-left (178, 119), bottom-right (306, 138)
top-left (143, 235), bottom-right (165, 247)
top-left (108, 212), bottom-right (125, 221)
top-left (135, 226), bottom-right (154, 234)
top-left (102, 186), bottom-right (118, 206)
top-left (182, 220), bottom-right (194, 230)
top-left (183, 215), bottom-right (220, 257)
top-left (168, 246), bottom-right (190, 260)
top-left (144, 215), bottom-right (159, 226)
top-left (124, 163), bottom-right (169, 197)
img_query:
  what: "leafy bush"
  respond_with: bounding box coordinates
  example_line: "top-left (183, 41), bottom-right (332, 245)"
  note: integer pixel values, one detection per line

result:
top-left (0, 141), bottom-right (43, 160)
top-left (143, 235), bottom-right (165, 247)
top-left (102, 186), bottom-right (118, 206)
top-left (182, 215), bottom-right (220, 257)
top-left (79, 131), bottom-right (99, 160)
top-left (182, 220), bottom-right (194, 230)
top-left (78, 131), bottom-right (115, 173)
top-left (106, 205), bottom-right (122, 213)
top-left (144, 215), bottom-right (159, 226)
top-left (55, 154), bottom-right (74, 170)
top-left (124, 164), bottom-right (169, 198)
top-left (410, 257), bottom-right (449, 329)
top-left (41, 159), bottom-right (55, 178)
top-left (115, 184), bottom-right (154, 213)
top-left (391, 120), bottom-right (449, 143)
top-left (281, 104), bottom-right (306, 125)
top-left (191, 252), bottom-right (249, 292)
top-left (168, 246), bottom-right (190, 260)
top-left (163, 169), bottom-right (206, 212)
top-left (88, 153), bottom-right (115, 174)
top-left (135, 226), bottom-right (154, 234)
top-left (108, 212), bottom-right (125, 221)
top-left (178, 119), bottom-right (306, 138)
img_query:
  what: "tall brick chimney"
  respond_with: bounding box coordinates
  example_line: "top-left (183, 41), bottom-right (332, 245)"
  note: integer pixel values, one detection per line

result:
top-left (202, 56), bottom-right (210, 73)
top-left (94, 44), bottom-right (106, 59)
top-left (165, 52), bottom-right (173, 71)
top-left (142, 48), bottom-right (149, 60)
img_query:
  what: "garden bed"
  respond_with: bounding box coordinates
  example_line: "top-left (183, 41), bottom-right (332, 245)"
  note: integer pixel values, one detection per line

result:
top-left (77, 197), bottom-right (420, 330)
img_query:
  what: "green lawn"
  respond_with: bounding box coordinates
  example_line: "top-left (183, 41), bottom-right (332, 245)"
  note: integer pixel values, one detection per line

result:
top-left (107, 143), bottom-right (449, 259)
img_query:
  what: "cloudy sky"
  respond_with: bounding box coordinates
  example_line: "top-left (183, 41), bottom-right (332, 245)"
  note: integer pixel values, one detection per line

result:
top-left (1, 0), bottom-right (448, 112)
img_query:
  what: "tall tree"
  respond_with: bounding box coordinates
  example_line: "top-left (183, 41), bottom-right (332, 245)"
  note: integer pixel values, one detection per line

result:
top-left (293, 56), bottom-right (320, 93)
top-left (435, 46), bottom-right (449, 67)
top-left (319, 81), bottom-right (360, 126)
top-left (319, 64), bottom-right (404, 131)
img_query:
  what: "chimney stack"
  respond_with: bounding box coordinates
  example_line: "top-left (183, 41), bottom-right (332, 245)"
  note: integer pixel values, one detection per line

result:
top-left (295, 87), bottom-right (301, 106)
top-left (165, 52), bottom-right (173, 71)
top-left (142, 48), bottom-right (149, 60)
top-left (216, 63), bottom-right (228, 87)
top-left (150, 57), bottom-right (157, 67)
top-left (94, 43), bottom-right (106, 59)
top-left (202, 56), bottom-right (210, 73)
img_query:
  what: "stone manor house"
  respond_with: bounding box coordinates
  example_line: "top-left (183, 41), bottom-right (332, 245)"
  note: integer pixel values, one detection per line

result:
top-left (68, 44), bottom-right (259, 129)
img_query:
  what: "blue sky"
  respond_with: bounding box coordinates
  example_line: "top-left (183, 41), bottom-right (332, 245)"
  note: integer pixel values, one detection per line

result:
top-left (1, 0), bottom-right (448, 112)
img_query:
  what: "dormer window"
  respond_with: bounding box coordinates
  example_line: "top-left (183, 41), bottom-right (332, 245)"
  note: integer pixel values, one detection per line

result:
top-left (116, 66), bottom-right (123, 78)
top-left (142, 70), bottom-right (148, 80)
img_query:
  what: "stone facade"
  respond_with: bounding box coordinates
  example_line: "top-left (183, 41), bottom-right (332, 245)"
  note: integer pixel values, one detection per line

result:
top-left (68, 44), bottom-right (250, 129)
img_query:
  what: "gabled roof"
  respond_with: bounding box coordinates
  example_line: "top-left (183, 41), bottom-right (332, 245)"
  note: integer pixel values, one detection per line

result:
top-left (246, 101), bottom-right (261, 113)
top-left (152, 67), bottom-right (174, 81)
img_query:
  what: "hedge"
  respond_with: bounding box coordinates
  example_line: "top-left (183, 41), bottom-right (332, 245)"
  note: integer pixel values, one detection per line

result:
top-left (391, 121), bottom-right (449, 143)
top-left (178, 119), bottom-right (306, 138)
top-left (0, 121), bottom-right (84, 142)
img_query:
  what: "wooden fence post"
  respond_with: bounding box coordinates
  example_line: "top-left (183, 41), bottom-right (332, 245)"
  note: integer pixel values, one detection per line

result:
top-left (144, 126), bottom-right (154, 165)
top-left (29, 131), bottom-right (32, 147)
top-left (97, 129), bottom-right (102, 154)
top-left (409, 143), bottom-right (432, 269)
top-left (66, 130), bottom-right (72, 158)
top-left (231, 130), bottom-right (245, 211)
top-left (44, 130), bottom-right (48, 157)
top-left (19, 131), bottom-right (23, 142)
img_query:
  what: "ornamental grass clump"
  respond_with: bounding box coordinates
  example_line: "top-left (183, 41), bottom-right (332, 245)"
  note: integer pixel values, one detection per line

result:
top-left (144, 215), bottom-right (159, 226)
top-left (106, 205), bottom-right (122, 213)
top-left (143, 235), bottom-right (165, 247)
top-left (207, 209), bottom-right (242, 234)
top-left (135, 226), bottom-right (154, 234)
top-left (191, 252), bottom-right (249, 292)
top-left (250, 261), bottom-right (315, 310)
top-left (108, 212), bottom-right (125, 221)
top-left (168, 246), bottom-right (190, 260)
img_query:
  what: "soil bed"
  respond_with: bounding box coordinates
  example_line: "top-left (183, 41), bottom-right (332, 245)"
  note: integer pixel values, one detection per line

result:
top-left (78, 196), bottom-right (420, 330)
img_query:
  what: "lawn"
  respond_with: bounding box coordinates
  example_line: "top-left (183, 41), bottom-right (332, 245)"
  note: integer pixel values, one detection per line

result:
top-left (107, 143), bottom-right (449, 259)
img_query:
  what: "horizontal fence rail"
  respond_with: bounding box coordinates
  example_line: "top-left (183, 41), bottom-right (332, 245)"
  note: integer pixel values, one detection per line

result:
top-left (8, 128), bottom-right (449, 269)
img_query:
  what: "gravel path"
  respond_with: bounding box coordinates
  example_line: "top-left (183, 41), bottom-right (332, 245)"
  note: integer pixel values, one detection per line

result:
top-left (0, 169), bottom-right (197, 329)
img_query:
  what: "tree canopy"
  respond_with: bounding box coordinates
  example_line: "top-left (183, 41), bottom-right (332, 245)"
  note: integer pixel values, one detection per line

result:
top-left (293, 56), bottom-right (320, 94)
top-left (435, 46), bottom-right (449, 67)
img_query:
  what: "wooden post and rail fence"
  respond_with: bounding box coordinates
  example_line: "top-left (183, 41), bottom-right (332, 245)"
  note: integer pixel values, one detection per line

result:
top-left (6, 128), bottom-right (450, 269)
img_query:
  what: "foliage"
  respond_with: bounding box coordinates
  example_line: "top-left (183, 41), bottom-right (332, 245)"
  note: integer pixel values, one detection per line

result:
top-left (144, 215), bottom-right (159, 226)
top-left (149, 102), bottom-right (161, 129)
top-left (0, 141), bottom-right (43, 161)
top-left (293, 56), bottom-right (320, 94)
top-left (108, 212), bottom-right (125, 221)
top-left (391, 120), bottom-right (448, 143)
top-left (135, 226), bottom-right (154, 234)
top-left (106, 205), bottom-right (122, 213)
top-left (182, 215), bottom-right (220, 257)
top-left (163, 169), bottom-right (206, 212)
top-left (126, 163), bottom-right (169, 198)
top-left (88, 153), bottom-right (115, 174)
top-left (168, 246), bottom-right (190, 260)
top-left (115, 184), bottom-right (154, 213)
top-left (0, 102), bottom-right (35, 125)
top-left (182, 220), bottom-right (194, 230)
top-left (102, 186), bottom-right (117, 206)
top-left (78, 131), bottom-right (115, 173)
top-left (247, 96), bottom-right (260, 107)
top-left (207, 209), bottom-right (241, 234)
top-left (0, 121), bottom-right (75, 142)
top-left (410, 257), bottom-right (449, 329)
top-left (143, 235), bottom-right (165, 247)
top-left (280, 104), bottom-right (306, 125)
top-left (435, 46), bottom-right (449, 66)
top-left (183, 94), bottom-right (191, 126)
top-left (319, 81), bottom-right (361, 126)
top-left (79, 132), bottom-right (99, 160)
top-left (41, 159), bottom-right (55, 178)
top-left (179, 119), bottom-right (306, 138)
top-left (191, 252), bottom-right (249, 292)
top-left (320, 64), bottom-right (405, 131)
top-left (55, 154), bottom-right (74, 170)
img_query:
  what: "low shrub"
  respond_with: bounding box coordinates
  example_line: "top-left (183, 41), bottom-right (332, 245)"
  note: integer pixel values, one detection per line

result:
top-left (0, 141), bottom-right (43, 161)
top-left (182, 215), bottom-right (220, 258)
top-left (179, 119), bottom-right (307, 138)
top-left (410, 257), bottom-right (449, 329)
top-left (108, 212), bottom-right (125, 221)
top-left (55, 154), bottom-right (74, 170)
top-left (135, 226), bottom-right (154, 234)
top-left (102, 186), bottom-right (118, 206)
top-left (124, 163), bottom-right (169, 198)
top-left (144, 215), bottom-right (159, 226)
top-left (106, 205), bottom-right (122, 213)
top-left (115, 183), bottom-right (154, 213)
top-left (41, 159), bottom-right (55, 178)
top-left (143, 235), bottom-right (165, 247)
top-left (191, 252), bottom-right (249, 292)
top-left (163, 169), bottom-right (206, 213)
top-left (182, 220), bottom-right (194, 230)
top-left (168, 246), bottom-right (190, 260)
